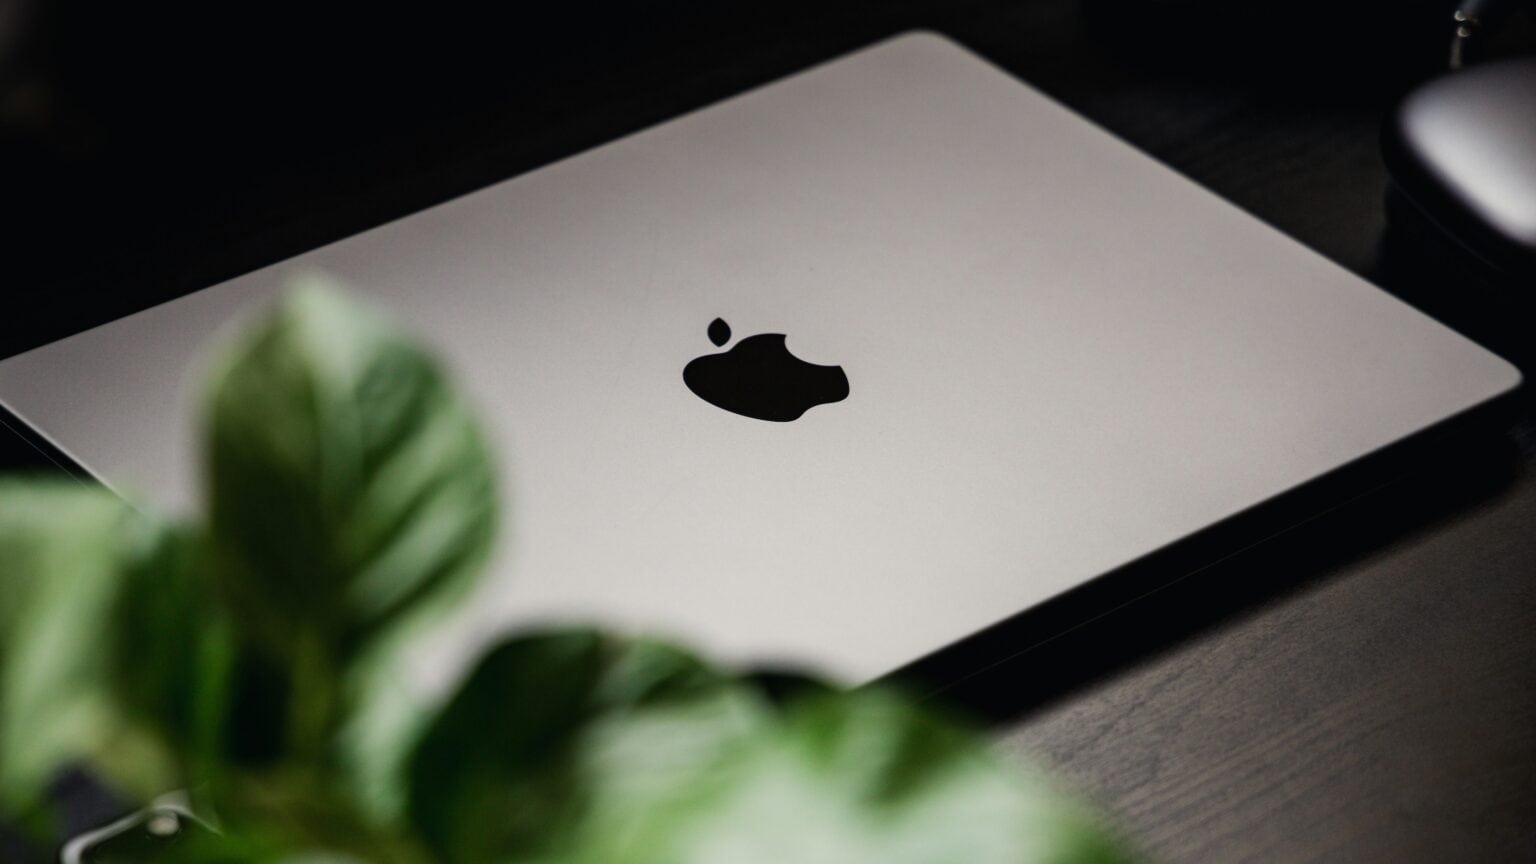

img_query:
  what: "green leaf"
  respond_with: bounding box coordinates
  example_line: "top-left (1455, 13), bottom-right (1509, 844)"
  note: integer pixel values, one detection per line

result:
top-left (405, 629), bottom-right (743, 864)
top-left (329, 636), bottom-right (436, 826)
top-left (181, 765), bottom-right (430, 864)
top-left (406, 630), bottom-right (1131, 864)
top-left (199, 277), bottom-right (500, 789)
top-left (94, 815), bottom-right (362, 864)
top-left (0, 479), bottom-right (177, 823)
top-left (203, 276), bottom-right (497, 659)
top-left (563, 689), bottom-right (1133, 864)
top-left (109, 525), bottom-right (228, 770)
top-left (107, 525), bottom-right (302, 787)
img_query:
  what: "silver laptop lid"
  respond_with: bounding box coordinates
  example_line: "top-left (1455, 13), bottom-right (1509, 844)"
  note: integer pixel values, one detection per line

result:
top-left (0, 33), bottom-right (1519, 686)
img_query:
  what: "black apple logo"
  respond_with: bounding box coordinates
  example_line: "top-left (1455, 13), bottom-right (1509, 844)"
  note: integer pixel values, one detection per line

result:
top-left (683, 318), bottom-right (850, 422)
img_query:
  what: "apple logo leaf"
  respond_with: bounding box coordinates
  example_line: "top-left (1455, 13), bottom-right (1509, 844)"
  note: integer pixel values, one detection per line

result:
top-left (708, 318), bottom-right (731, 348)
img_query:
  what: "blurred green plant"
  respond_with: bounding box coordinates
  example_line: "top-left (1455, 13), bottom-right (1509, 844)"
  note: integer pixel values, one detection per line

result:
top-left (0, 277), bottom-right (1132, 863)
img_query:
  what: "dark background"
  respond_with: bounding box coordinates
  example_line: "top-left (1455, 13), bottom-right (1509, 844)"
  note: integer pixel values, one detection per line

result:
top-left (3, 1), bottom-right (1535, 860)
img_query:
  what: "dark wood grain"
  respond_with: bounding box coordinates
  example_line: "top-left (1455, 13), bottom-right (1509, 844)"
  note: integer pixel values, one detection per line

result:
top-left (996, 472), bottom-right (1536, 861)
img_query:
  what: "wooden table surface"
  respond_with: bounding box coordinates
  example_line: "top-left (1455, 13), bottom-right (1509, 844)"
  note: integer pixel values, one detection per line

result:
top-left (3, 2), bottom-right (1533, 860)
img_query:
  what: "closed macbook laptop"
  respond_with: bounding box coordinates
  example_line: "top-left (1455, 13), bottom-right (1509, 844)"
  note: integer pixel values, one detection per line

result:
top-left (0, 33), bottom-right (1520, 686)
